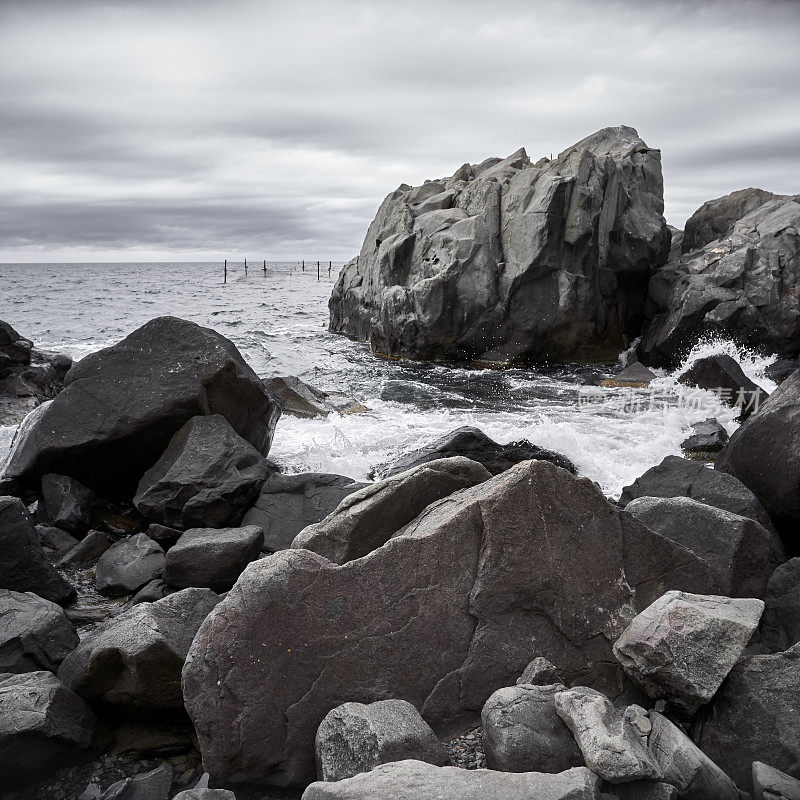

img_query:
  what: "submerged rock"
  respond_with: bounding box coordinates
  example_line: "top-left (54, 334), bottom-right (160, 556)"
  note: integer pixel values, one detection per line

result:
top-left (601, 362), bottom-right (657, 387)
top-left (330, 126), bottom-right (670, 365)
top-left (263, 375), bottom-right (368, 418)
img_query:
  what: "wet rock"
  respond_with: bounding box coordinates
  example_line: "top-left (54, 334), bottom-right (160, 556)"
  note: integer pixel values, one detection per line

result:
top-left (680, 418), bottom-right (729, 457)
top-left (37, 523), bottom-right (80, 557)
top-left (481, 683), bottom-right (583, 773)
top-left (292, 456), bottom-right (491, 564)
top-left (58, 529), bottom-right (113, 567)
top-left (100, 764), bottom-right (173, 800)
top-left (693, 642), bottom-right (800, 794)
top-left (554, 687), bottom-right (661, 782)
top-left (40, 473), bottom-right (98, 534)
top-left (315, 700), bottom-right (448, 782)
top-left (765, 359), bottom-right (799, 385)
top-left (0, 495), bottom-right (75, 604)
top-left (0, 670), bottom-right (96, 784)
top-left (2, 316), bottom-right (281, 496)
top-left (129, 579), bottom-right (168, 606)
top-left (164, 526), bottom-right (264, 592)
top-left (301, 761), bottom-right (602, 800)
top-left (759, 558), bottom-right (800, 653)
top-left (677, 355), bottom-right (768, 419)
top-left (59, 588), bottom-right (219, 709)
top-left (95, 533), bottom-right (165, 597)
top-left (517, 657), bottom-right (561, 686)
top-left (0, 589), bottom-right (79, 672)
top-left (613, 591), bottom-right (764, 715)
top-left (649, 712), bottom-right (739, 800)
top-left (183, 460), bottom-right (716, 785)
top-left (263, 375), bottom-right (368, 418)
top-left (173, 791), bottom-right (237, 800)
top-left (134, 415), bottom-right (273, 530)
top-left (601, 362), bottom-right (657, 388)
top-left (145, 524), bottom-right (184, 550)
top-left (242, 472), bottom-right (367, 552)
top-left (330, 126), bottom-right (670, 366)
top-left (716, 368), bottom-right (800, 542)
top-left (752, 761), bottom-right (800, 800)
top-left (624, 497), bottom-right (772, 598)
top-left (0, 320), bottom-right (32, 367)
top-left (375, 425), bottom-right (576, 478)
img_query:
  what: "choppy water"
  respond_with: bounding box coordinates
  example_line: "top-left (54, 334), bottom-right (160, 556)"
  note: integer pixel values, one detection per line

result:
top-left (0, 261), bottom-right (778, 498)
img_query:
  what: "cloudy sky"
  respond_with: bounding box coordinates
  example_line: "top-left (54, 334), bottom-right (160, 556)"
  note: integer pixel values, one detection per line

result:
top-left (1, 0), bottom-right (798, 263)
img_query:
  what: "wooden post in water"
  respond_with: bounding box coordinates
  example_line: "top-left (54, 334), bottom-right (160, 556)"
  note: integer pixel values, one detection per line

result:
top-left (224, 259), bottom-right (227, 284)
top-left (244, 258), bottom-right (248, 277)
top-left (263, 259), bottom-right (266, 276)
top-left (317, 260), bottom-right (320, 281)
top-left (328, 260), bottom-right (332, 276)
top-left (302, 260), bottom-right (305, 272)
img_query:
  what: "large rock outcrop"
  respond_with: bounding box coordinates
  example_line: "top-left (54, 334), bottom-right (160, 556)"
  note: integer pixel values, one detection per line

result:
top-left (183, 460), bottom-right (716, 786)
top-left (329, 126), bottom-right (670, 365)
top-left (638, 191), bottom-right (800, 367)
top-left (1, 316), bottom-right (281, 496)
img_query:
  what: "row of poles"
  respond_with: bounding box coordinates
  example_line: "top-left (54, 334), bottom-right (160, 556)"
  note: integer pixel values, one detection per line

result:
top-left (223, 259), bottom-right (333, 284)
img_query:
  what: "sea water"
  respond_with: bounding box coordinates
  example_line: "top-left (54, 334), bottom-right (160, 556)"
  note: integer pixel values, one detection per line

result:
top-left (0, 262), bottom-right (778, 499)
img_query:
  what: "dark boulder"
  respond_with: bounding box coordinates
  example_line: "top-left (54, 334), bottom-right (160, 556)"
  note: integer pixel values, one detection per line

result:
top-left (680, 418), bottom-right (729, 457)
top-left (601, 362), bottom-right (657, 388)
top-left (133, 414), bottom-right (273, 529)
top-left (183, 460), bottom-right (716, 785)
top-left (716, 368), bottom-right (800, 543)
top-left (752, 761), bottom-right (800, 800)
top-left (0, 496), bottom-right (75, 604)
top-left (242, 472), bottom-right (367, 552)
top-left (145, 523), bottom-right (184, 550)
top-left (57, 529), bottom-right (113, 567)
top-left (99, 764), bottom-right (173, 800)
top-left (375, 426), bottom-right (576, 478)
top-left (95, 533), bottom-right (165, 596)
top-left (36, 524), bottom-right (80, 558)
top-left (330, 126), bottom-right (670, 366)
top-left (0, 321), bottom-right (32, 367)
top-left (0, 671), bottom-right (96, 784)
top-left (693, 642), bottom-right (800, 795)
top-left (263, 376), bottom-right (368, 418)
top-left (1, 316), bottom-right (281, 496)
top-left (0, 348), bottom-right (74, 427)
top-left (164, 526), bottom-right (264, 592)
top-left (623, 496), bottom-right (772, 598)
top-left (677, 355), bottom-right (768, 419)
top-left (766, 358), bottom-right (799, 385)
top-left (40, 473), bottom-right (98, 533)
top-left (517, 657), bottom-right (561, 686)
top-left (0, 589), bottom-right (79, 673)
top-left (59, 588), bottom-right (219, 710)
top-left (759, 558), bottom-right (800, 653)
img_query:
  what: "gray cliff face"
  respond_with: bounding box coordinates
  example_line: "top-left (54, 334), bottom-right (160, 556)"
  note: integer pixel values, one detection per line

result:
top-left (329, 126), bottom-right (670, 365)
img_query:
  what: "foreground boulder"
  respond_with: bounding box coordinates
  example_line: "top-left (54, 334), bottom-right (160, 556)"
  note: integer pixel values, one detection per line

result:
top-left (134, 414), bottom-right (273, 529)
top-left (0, 589), bottom-right (78, 673)
top-left (638, 192), bottom-right (800, 366)
top-left (315, 700), bottom-right (448, 782)
top-left (183, 460), bottom-right (716, 785)
top-left (376, 426), bottom-right (576, 478)
top-left (0, 671), bottom-right (96, 784)
top-left (613, 591), bottom-right (764, 714)
top-left (759, 558), bottom-right (800, 653)
top-left (693, 642), bottom-right (800, 794)
top-left (716, 368), bottom-right (800, 540)
top-left (164, 526), bottom-right (264, 591)
top-left (174, 790), bottom-right (236, 800)
top-left (99, 764), bottom-right (173, 800)
top-left (264, 375), bottom-right (368, 418)
top-left (752, 762), bottom-right (800, 800)
top-left (0, 496), bottom-right (75, 604)
top-left (59, 588), bottom-right (219, 709)
top-left (95, 533), bottom-right (165, 596)
top-left (330, 126), bottom-right (670, 365)
top-left (302, 761), bottom-right (601, 800)
top-left (677, 355), bottom-right (769, 418)
top-left (623, 496), bottom-right (772, 598)
top-left (1, 316), bottom-right (281, 495)
top-left (242, 472), bottom-right (367, 552)
top-left (292, 457), bottom-right (491, 563)
top-left (481, 683), bottom-right (583, 773)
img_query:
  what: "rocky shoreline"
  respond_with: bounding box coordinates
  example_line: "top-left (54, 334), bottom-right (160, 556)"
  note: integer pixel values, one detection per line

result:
top-left (1, 125), bottom-right (800, 800)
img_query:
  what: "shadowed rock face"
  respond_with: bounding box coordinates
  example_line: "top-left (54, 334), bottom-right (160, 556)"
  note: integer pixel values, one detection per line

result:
top-left (329, 126), bottom-right (670, 366)
top-left (183, 460), bottom-right (716, 786)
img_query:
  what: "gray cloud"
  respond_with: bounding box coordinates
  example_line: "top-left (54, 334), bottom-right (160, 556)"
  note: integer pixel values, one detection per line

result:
top-left (0, 0), bottom-right (798, 261)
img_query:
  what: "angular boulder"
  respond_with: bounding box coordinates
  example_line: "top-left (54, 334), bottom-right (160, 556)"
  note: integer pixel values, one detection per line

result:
top-left (59, 588), bottom-right (219, 709)
top-left (183, 460), bottom-right (716, 785)
top-left (40, 473), bottom-right (98, 533)
top-left (759, 558), bottom-right (800, 653)
top-left (292, 457), bottom-right (491, 564)
top-left (601, 362), bottom-right (657, 388)
top-left (315, 700), bottom-right (448, 781)
top-left (554, 687), bottom-right (662, 782)
top-left (0, 496), bottom-right (75, 604)
top-left (174, 791), bottom-right (236, 800)
top-left (716, 368), bottom-right (800, 540)
top-left (517, 656), bottom-right (561, 686)
top-left (680, 418), bottom-right (729, 457)
top-left (301, 761), bottom-right (602, 800)
top-left (0, 670), bottom-right (96, 784)
top-left (242, 472), bottom-right (368, 552)
top-left (375, 425), bottom-right (576, 478)
top-left (164, 526), bottom-right (264, 592)
top-left (330, 126), bottom-right (670, 365)
top-left (95, 533), bottom-right (165, 596)
top-left (36, 524), bottom-right (80, 558)
top-left (1, 316), bottom-right (281, 495)
top-left (134, 414), bottom-right (273, 529)
top-left (623, 496), bottom-right (772, 598)
top-left (57, 529), bottom-right (112, 567)
top-left (613, 591), bottom-right (764, 714)
top-left (693, 642), bottom-right (800, 794)
top-left (481, 683), bottom-right (583, 773)
top-left (752, 762), bottom-right (800, 800)
top-left (0, 589), bottom-right (79, 673)
top-left (677, 355), bottom-right (769, 418)
top-left (263, 375), bottom-right (368, 418)
top-left (99, 764), bottom-right (173, 800)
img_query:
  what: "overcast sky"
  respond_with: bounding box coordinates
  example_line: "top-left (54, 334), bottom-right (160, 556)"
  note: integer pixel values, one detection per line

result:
top-left (1, 0), bottom-right (798, 262)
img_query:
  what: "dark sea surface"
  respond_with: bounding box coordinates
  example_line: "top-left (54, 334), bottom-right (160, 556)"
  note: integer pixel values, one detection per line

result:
top-left (0, 261), bottom-right (776, 497)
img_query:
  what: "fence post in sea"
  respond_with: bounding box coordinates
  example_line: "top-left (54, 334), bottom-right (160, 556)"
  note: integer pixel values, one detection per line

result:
top-left (328, 260), bottom-right (332, 276)
top-left (317, 260), bottom-right (320, 281)
top-left (302, 260), bottom-right (305, 272)
top-left (224, 259), bottom-right (227, 284)
top-left (263, 259), bottom-right (266, 276)
top-left (244, 258), bottom-right (248, 277)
